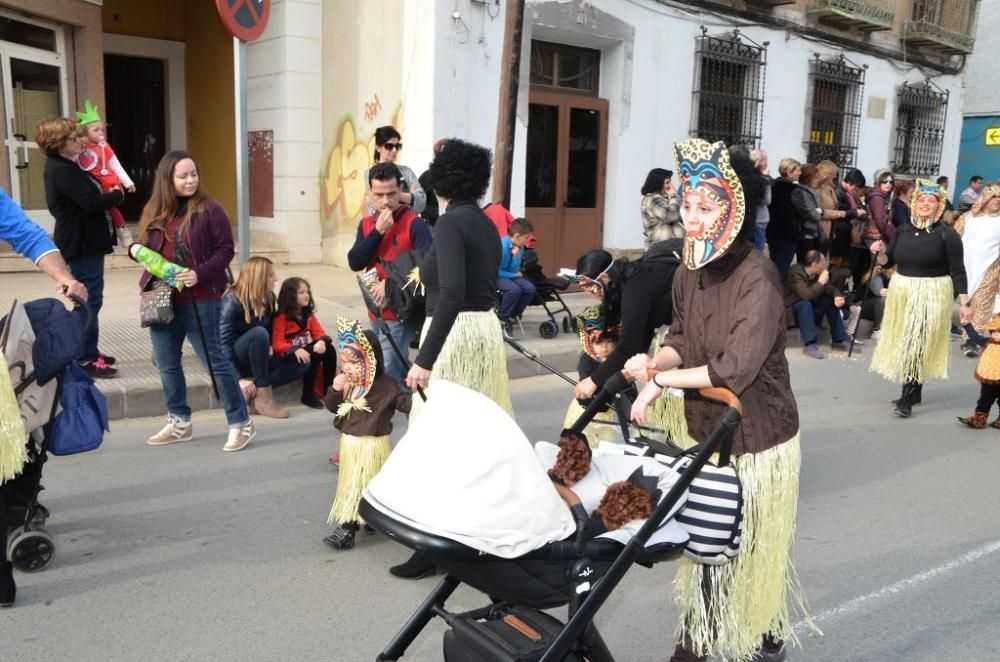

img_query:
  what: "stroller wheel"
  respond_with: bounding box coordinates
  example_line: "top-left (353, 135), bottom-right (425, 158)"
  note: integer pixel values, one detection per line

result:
top-left (562, 316), bottom-right (572, 334)
top-left (539, 320), bottom-right (559, 339)
top-left (9, 529), bottom-right (55, 573)
top-left (6, 527), bottom-right (24, 559)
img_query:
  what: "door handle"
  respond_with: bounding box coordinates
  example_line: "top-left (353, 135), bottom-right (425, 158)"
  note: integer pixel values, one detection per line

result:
top-left (13, 133), bottom-right (26, 141)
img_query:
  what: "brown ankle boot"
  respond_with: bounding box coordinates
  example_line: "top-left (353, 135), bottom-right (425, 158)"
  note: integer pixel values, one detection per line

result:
top-left (253, 386), bottom-right (288, 419)
top-left (958, 411), bottom-right (988, 429)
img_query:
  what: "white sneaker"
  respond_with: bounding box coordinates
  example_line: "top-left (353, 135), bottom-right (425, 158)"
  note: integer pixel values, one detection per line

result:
top-left (116, 225), bottom-right (133, 247)
top-left (223, 418), bottom-right (256, 452)
top-left (147, 414), bottom-right (193, 446)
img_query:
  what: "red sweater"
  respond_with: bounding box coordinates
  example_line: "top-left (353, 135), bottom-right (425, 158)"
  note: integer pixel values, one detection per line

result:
top-left (271, 312), bottom-right (331, 357)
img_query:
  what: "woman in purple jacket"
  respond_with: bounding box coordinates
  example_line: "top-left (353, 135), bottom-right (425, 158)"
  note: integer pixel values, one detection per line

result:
top-left (132, 151), bottom-right (254, 452)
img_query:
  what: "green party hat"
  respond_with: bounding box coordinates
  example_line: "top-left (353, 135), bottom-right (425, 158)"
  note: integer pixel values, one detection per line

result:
top-left (75, 99), bottom-right (102, 125)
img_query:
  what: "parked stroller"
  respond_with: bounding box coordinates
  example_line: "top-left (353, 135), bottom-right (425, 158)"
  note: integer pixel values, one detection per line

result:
top-left (520, 247), bottom-right (575, 340)
top-left (2, 296), bottom-right (93, 574)
top-left (360, 371), bottom-right (742, 661)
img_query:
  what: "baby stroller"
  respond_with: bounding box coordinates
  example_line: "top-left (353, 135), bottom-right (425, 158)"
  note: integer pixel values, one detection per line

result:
top-left (520, 247), bottom-right (575, 340)
top-left (360, 372), bottom-right (742, 661)
top-left (2, 296), bottom-right (91, 574)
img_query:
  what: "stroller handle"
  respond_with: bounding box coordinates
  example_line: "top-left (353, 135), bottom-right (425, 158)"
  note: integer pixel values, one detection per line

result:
top-left (68, 293), bottom-right (95, 334)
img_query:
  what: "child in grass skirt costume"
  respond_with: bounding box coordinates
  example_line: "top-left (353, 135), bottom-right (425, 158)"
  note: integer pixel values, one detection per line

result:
top-left (957, 314), bottom-right (1000, 429)
top-left (324, 318), bottom-right (411, 550)
top-left (562, 305), bottom-right (622, 448)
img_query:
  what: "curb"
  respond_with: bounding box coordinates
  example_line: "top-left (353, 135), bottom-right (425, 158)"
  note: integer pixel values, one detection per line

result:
top-left (99, 348), bottom-right (582, 421)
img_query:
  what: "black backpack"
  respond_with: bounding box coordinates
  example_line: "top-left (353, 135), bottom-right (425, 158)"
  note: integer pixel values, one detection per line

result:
top-left (381, 249), bottom-right (427, 332)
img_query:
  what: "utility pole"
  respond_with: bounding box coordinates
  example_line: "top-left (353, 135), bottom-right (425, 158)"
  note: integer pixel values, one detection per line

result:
top-left (491, 0), bottom-right (525, 208)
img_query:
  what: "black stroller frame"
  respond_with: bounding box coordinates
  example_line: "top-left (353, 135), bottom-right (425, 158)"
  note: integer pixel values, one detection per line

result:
top-left (2, 295), bottom-right (92, 574)
top-left (361, 368), bottom-right (742, 661)
top-left (522, 248), bottom-right (576, 340)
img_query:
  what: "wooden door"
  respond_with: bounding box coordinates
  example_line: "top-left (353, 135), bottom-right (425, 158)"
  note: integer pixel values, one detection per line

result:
top-left (104, 53), bottom-right (166, 222)
top-left (525, 91), bottom-right (608, 273)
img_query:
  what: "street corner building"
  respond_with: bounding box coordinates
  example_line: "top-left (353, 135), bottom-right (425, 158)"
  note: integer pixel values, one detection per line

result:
top-left (0, 0), bottom-right (991, 275)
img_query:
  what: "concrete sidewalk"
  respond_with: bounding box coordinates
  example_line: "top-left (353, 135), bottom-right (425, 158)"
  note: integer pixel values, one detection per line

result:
top-left (1, 261), bottom-right (588, 421)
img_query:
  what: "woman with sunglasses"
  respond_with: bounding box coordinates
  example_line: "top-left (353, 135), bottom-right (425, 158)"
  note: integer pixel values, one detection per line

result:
top-left (570, 240), bottom-right (683, 411)
top-left (364, 126), bottom-right (426, 217)
top-left (853, 169), bottom-right (897, 291)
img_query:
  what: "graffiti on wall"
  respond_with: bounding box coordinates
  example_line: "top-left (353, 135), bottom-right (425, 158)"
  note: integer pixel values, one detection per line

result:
top-left (321, 103), bottom-right (402, 227)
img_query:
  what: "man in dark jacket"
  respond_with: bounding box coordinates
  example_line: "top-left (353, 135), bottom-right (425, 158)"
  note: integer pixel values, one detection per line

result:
top-left (766, 159), bottom-right (801, 279)
top-left (784, 250), bottom-right (850, 359)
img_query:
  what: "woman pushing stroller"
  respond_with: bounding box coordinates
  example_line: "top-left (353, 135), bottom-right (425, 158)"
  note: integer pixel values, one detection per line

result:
top-left (625, 140), bottom-right (808, 662)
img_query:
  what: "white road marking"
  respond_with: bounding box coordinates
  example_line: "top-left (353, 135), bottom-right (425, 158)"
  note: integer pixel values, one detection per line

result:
top-left (794, 539), bottom-right (1000, 633)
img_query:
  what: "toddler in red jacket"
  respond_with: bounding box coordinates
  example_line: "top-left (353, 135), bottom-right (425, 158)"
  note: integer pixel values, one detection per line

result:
top-left (75, 100), bottom-right (134, 246)
top-left (272, 277), bottom-right (336, 408)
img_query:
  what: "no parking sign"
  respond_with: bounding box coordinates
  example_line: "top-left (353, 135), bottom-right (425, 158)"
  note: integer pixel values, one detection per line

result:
top-left (215, 0), bottom-right (270, 42)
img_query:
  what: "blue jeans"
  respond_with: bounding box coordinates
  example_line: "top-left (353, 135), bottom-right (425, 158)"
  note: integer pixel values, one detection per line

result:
top-left (767, 240), bottom-right (797, 281)
top-left (149, 299), bottom-right (248, 426)
top-left (792, 298), bottom-right (848, 346)
top-left (370, 319), bottom-right (414, 392)
top-left (230, 326), bottom-right (310, 388)
top-left (753, 226), bottom-right (767, 251)
top-left (68, 255), bottom-right (105, 361)
top-left (497, 276), bottom-right (536, 319)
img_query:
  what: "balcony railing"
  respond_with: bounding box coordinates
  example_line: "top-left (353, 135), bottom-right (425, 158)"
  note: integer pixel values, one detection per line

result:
top-left (903, 0), bottom-right (980, 54)
top-left (808, 0), bottom-right (896, 31)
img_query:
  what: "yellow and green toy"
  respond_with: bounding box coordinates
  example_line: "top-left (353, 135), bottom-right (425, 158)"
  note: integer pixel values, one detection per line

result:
top-left (129, 244), bottom-right (190, 290)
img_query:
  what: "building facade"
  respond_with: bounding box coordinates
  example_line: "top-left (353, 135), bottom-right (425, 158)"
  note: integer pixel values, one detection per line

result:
top-left (955, 0), bottom-right (999, 201)
top-left (0, 0), bottom-right (984, 272)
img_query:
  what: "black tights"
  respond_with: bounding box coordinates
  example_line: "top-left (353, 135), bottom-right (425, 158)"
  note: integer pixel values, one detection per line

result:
top-left (976, 383), bottom-right (1000, 415)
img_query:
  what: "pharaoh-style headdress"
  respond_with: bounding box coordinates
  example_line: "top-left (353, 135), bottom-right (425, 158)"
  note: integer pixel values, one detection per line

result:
top-left (909, 179), bottom-right (947, 230)
top-left (336, 317), bottom-right (377, 400)
top-left (673, 139), bottom-right (746, 270)
top-left (576, 305), bottom-right (613, 360)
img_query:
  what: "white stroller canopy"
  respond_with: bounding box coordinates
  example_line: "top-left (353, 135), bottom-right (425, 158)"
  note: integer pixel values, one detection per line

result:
top-left (364, 380), bottom-right (576, 559)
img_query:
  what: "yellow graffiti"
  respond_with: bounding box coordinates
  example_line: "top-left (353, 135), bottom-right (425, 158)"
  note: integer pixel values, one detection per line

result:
top-left (321, 105), bottom-right (403, 225)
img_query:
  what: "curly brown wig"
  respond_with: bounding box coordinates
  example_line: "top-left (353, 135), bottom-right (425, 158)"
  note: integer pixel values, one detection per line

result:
top-left (547, 429), bottom-right (592, 487)
top-left (595, 481), bottom-right (654, 531)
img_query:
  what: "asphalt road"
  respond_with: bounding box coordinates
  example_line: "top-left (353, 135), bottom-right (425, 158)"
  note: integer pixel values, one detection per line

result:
top-left (4, 345), bottom-right (1000, 661)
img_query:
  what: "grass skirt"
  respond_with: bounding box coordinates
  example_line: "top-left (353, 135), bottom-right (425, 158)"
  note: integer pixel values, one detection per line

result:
top-left (415, 311), bottom-right (512, 416)
top-left (562, 400), bottom-right (617, 449)
top-left (0, 352), bottom-right (27, 484)
top-left (328, 434), bottom-right (391, 525)
top-left (869, 274), bottom-right (953, 384)
top-left (648, 387), bottom-right (693, 448)
top-left (673, 434), bottom-right (812, 661)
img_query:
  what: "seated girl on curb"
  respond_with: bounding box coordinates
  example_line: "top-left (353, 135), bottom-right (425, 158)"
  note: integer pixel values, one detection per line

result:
top-left (272, 277), bottom-right (335, 409)
top-left (220, 256), bottom-right (309, 419)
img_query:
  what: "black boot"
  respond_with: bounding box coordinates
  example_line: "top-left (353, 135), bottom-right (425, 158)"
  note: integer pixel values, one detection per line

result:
top-left (1, 561), bottom-right (15, 607)
top-left (749, 635), bottom-right (787, 662)
top-left (389, 552), bottom-right (435, 580)
top-left (893, 383), bottom-right (916, 418)
top-left (323, 522), bottom-right (359, 550)
top-left (300, 388), bottom-right (324, 409)
top-left (892, 381), bottom-right (922, 410)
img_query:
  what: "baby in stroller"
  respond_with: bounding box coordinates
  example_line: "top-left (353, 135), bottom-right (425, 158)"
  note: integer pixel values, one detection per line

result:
top-left (361, 374), bottom-right (743, 661)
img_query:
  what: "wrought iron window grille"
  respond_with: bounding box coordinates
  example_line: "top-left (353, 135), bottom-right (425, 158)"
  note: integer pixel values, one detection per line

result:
top-left (689, 27), bottom-right (768, 150)
top-left (892, 79), bottom-right (949, 177)
top-left (805, 53), bottom-right (867, 169)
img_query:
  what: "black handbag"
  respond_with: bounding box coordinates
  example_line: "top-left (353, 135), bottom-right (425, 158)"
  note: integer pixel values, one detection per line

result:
top-left (139, 282), bottom-right (175, 327)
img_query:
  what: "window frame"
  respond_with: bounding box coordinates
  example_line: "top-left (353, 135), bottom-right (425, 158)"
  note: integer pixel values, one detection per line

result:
top-left (804, 53), bottom-right (867, 169)
top-left (892, 80), bottom-right (949, 178)
top-left (689, 27), bottom-right (768, 150)
top-left (529, 40), bottom-right (601, 96)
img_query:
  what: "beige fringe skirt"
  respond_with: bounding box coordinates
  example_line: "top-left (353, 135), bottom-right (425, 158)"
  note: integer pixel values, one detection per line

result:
top-left (414, 310), bottom-right (512, 416)
top-left (0, 352), bottom-right (27, 484)
top-left (673, 433), bottom-right (812, 661)
top-left (562, 399), bottom-right (617, 449)
top-left (328, 433), bottom-right (392, 525)
top-left (869, 274), bottom-right (953, 384)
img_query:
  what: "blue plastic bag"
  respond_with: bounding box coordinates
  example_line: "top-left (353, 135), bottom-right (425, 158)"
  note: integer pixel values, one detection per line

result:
top-left (48, 362), bottom-right (109, 456)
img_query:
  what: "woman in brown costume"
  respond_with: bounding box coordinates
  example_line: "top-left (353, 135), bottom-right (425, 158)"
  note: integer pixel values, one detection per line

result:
top-left (625, 140), bottom-right (808, 662)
